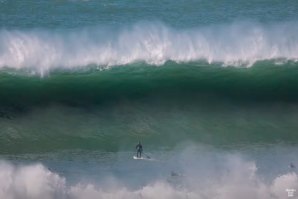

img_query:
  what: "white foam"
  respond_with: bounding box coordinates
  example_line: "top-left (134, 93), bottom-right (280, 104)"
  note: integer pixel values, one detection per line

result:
top-left (0, 22), bottom-right (298, 75)
top-left (0, 161), bottom-right (65, 199)
top-left (0, 154), bottom-right (297, 199)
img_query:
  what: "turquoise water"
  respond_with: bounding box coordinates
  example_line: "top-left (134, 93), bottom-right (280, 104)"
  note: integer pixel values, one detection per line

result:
top-left (1, 0), bottom-right (297, 28)
top-left (1, 1), bottom-right (298, 198)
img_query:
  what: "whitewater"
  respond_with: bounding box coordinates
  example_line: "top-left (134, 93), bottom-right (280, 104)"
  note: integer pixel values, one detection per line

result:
top-left (1, 146), bottom-right (298, 199)
top-left (1, 22), bottom-right (298, 75)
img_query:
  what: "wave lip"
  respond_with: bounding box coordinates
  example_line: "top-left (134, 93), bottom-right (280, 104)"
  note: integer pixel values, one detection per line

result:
top-left (1, 22), bottom-right (298, 75)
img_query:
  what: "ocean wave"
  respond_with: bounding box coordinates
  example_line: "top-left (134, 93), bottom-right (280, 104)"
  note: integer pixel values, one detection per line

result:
top-left (1, 22), bottom-right (298, 75)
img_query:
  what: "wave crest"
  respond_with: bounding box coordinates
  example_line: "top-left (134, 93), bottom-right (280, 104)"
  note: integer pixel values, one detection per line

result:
top-left (1, 22), bottom-right (298, 75)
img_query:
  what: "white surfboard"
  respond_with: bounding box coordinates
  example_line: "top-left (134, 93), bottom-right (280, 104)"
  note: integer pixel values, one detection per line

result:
top-left (133, 155), bottom-right (145, 160)
top-left (133, 155), bottom-right (154, 160)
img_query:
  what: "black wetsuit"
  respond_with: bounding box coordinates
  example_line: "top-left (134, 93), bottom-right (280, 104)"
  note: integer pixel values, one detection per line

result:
top-left (136, 143), bottom-right (143, 158)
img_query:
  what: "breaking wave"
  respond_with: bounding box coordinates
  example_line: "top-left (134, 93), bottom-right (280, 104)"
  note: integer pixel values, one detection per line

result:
top-left (1, 21), bottom-right (298, 75)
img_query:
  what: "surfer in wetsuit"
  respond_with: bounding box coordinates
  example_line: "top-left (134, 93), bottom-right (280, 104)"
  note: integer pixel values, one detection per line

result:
top-left (136, 141), bottom-right (143, 158)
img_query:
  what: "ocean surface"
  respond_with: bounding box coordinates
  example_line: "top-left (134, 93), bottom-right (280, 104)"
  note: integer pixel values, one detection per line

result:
top-left (1, 0), bottom-right (298, 198)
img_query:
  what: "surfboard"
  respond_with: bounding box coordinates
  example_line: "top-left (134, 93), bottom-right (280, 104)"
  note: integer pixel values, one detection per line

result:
top-left (133, 155), bottom-right (156, 161)
top-left (133, 155), bottom-right (145, 160)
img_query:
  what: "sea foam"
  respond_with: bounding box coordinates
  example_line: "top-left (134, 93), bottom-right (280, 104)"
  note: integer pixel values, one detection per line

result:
top-left (0, 22), bottom-right (298, 75)
top-left (0, 154), bottom-right (297, 199)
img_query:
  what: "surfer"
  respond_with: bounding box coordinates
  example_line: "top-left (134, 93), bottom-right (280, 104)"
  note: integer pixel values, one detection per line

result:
top-left (136, 141), bottom-right (143, 158)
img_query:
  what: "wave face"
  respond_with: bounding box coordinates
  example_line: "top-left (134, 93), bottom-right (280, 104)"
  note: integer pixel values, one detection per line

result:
top-left (1, 22), bottom-right (298, 75)
top-left (1, 63), bottom-right (298, 107)
top-left (1, 64), bottom-right (298, 153)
